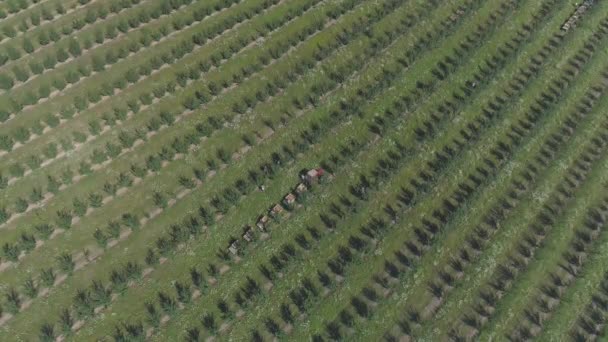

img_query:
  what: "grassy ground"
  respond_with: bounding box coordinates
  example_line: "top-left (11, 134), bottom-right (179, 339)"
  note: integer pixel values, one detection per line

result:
top-left (1, 0), bottom-right (607, 340)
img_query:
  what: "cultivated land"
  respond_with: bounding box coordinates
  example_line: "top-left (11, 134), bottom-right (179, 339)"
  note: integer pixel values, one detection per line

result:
top-left (0, 0), bottom-right (607, 341)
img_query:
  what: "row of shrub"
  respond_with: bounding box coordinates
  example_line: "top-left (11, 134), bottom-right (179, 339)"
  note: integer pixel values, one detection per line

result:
top-left (0, 0), bottom-right (197, 89)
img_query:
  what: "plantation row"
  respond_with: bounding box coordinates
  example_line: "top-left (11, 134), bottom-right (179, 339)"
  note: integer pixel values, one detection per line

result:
top-left (0, 0), bottom-right (418, 332)
top-left (0, 0), bottom-right (388, 280)
top-left (1, 0), bottom-right (607, 340)
top-left (0, 0), bottom-right (470, 336)
top-left (246, 1), bottom-right (608, 340)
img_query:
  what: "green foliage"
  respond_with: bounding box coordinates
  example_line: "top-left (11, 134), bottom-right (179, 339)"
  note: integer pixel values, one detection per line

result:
top-left (103, 182), bottom-right (117, 196)
top-left (107, 221), bottom-right (121, 239)
top-left (14, 198), bottom-right (28, 213)
top-left (0, 207), bottom-right (9, 225)
top-left (2, 243), bottom-right (19, 262)
top-left (46, 175), bottom-right (61, 194)
top-left (72, 198), bottom-right (88, 217)
top-left (153, 191), bottom-right (167, 208)
top-left (68, 39), bottom-right (82, 57)
top-left (158, 291), bottom-right (177, 315)
top-left (34, 224), bottom-right (54, 240)
top-left (5, 287), bottom-right (21, 314)
top-left (57, 252), bottom-right (75, 274)
top-left (145, 248), bottom-right (158, 266)
top-left (88, 120), bottom-right (102, 135)
top-left (29, 187), bottom-right (43, 203)
top-left (91, 280), bottom-right (111, 307)
top-left (88, 192), bottom-right (103, 208)
top-left (56, 47), bottom-right (69, 63)
top-left (22, 38), bottom-right (34, 53)
top-left (26, 155), bottom-right (41, 170)
top-left (146, 155), bottom-right (162, 172)
top-left (9, 163), bottom-right (24, 178)
top-left (23, 277), bottom-right (38, 298)
top-left (19, 233), bottom-right (36, 252)
top-left (0, 173), bottom-right (7, 189)
top-left (59, 308), bottom-right (73, 334)
top-left (179, 176), bottom-right (196, 189)
top-left (145, 301), bottom-right (161, 327)
top-left (40, 268), bottom-right (56, 287)
top-left (105, 142), bottom-right (122, 158)
top-left (13, 126), bottom-right (30, 143)
top-left (38, 83), bottom-right (51, 99)
top-left (61, 168), bottom-right (74, 185)
top-left (94, 227), bottom-right (107, 249)
top-left (72, 130), bottom-right (87, 143)
top-left (73, 288), bottom-right (93, 318)
top-left (79, 161), bottom-right (92, 175)
top-left (29, 60), bottom-right (44, 75)
top-left (0, 134), bottom-right (14, 151)
top-left (12, 65), bottom-right (29, 82)
top-left (0, 73), bottom-right (14, 90)
top-left (43, 142), bottom-right (58, 159)
top-left (56, 209), bottom-right (73, 229)
top-left (39, 323), bottom-right (55, 342)
top-left (38, 31), bottom-right (50, 46)
top-left (30, 120), bottom-right (44, 135)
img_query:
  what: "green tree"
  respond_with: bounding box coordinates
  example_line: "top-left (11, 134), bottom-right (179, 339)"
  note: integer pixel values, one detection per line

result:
top-left (43, 142), bottom-right (58, 159)
top-left (29, 60), bottom-right (44, 75)
top-left (145, 302), bottom-right (161, 327)
top-left (49, 28), bottom-right (60, 42)
top-left (13, 126), bottom-right (30, 143)
top-left (72, 197), bottom-right (88, 217)
top-left (57, 252), bottom-right (75, 274)
top-left (0, 172), bottom-right (7, 189)
top-left (14, 198), bottom-right (28, 213)
top-left (122, 213), bottom-right (139, 230)
top-left (29, 187), bottom-right (43, 203)
top-left (0, 73), bottom-right (14, 90)
top-left (12, 65), bottom-right (29, 82)
top-left (9, 163), bottom-right (24, 178)
top-left (40, 268), bottom-right (56, 287)
top-left (53, 77), bottom-right (67, 91)
top-left (19, 233), bottom-right (36, 252)
top-left (59, 308), bottom-right (73, 334)
top-left (145, 248), bottom-right (158, 266)
top-left (23, 277), bottom-right (38, 298)
top-left (2, 243), bottom-right (19, 262)
top-left (175, 281), bottom-right (191, 303)
top-left (39, 323), bottom-right (55, 342)
top-left (85, 9), bottom-right (97, 24)
top-left (46, 175), bottom-right (61, 194)
top-left (73, 289), bottom-right (93, 318)
top-left (107, 221), bottom-right (121, 239)
top-left (22, 38), bottom-right (34, 53)
top-left (56, 47), bottom-right (69, 62)
top-left (56, 209), bottom-right (73, 229)
top-left (68, 39), bottom-right (81, 57)
top-left (34, 224), bottom-right (54, 240)
top-left (0, 134), bottom-right (14, 151)
top-left (38, 31), bottom-right (50, 46)
top-left (90, 280), bottom-right (110, 306)
top-left (5, 287), bottom-right (21, 313)
top-left (92, 54), bottom-right (105, 72)
top-left (44, 113), bottom-right (60, 127)
top-left (158, 291), bottom-right (177, 315)
top-left (26, 155), bottom-right (41, 171)
top-left (30, 11), bottom-right (40, 26)
top-left (88, 192), bottom-right (103, 208)
top-left (153, 191), bottom-right (167, 209)
top-left (93, 228), bottom-right (107, 248)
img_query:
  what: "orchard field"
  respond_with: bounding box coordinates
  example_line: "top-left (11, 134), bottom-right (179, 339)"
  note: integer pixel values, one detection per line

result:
top-left (0, 0), bottom-right (607, 340)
